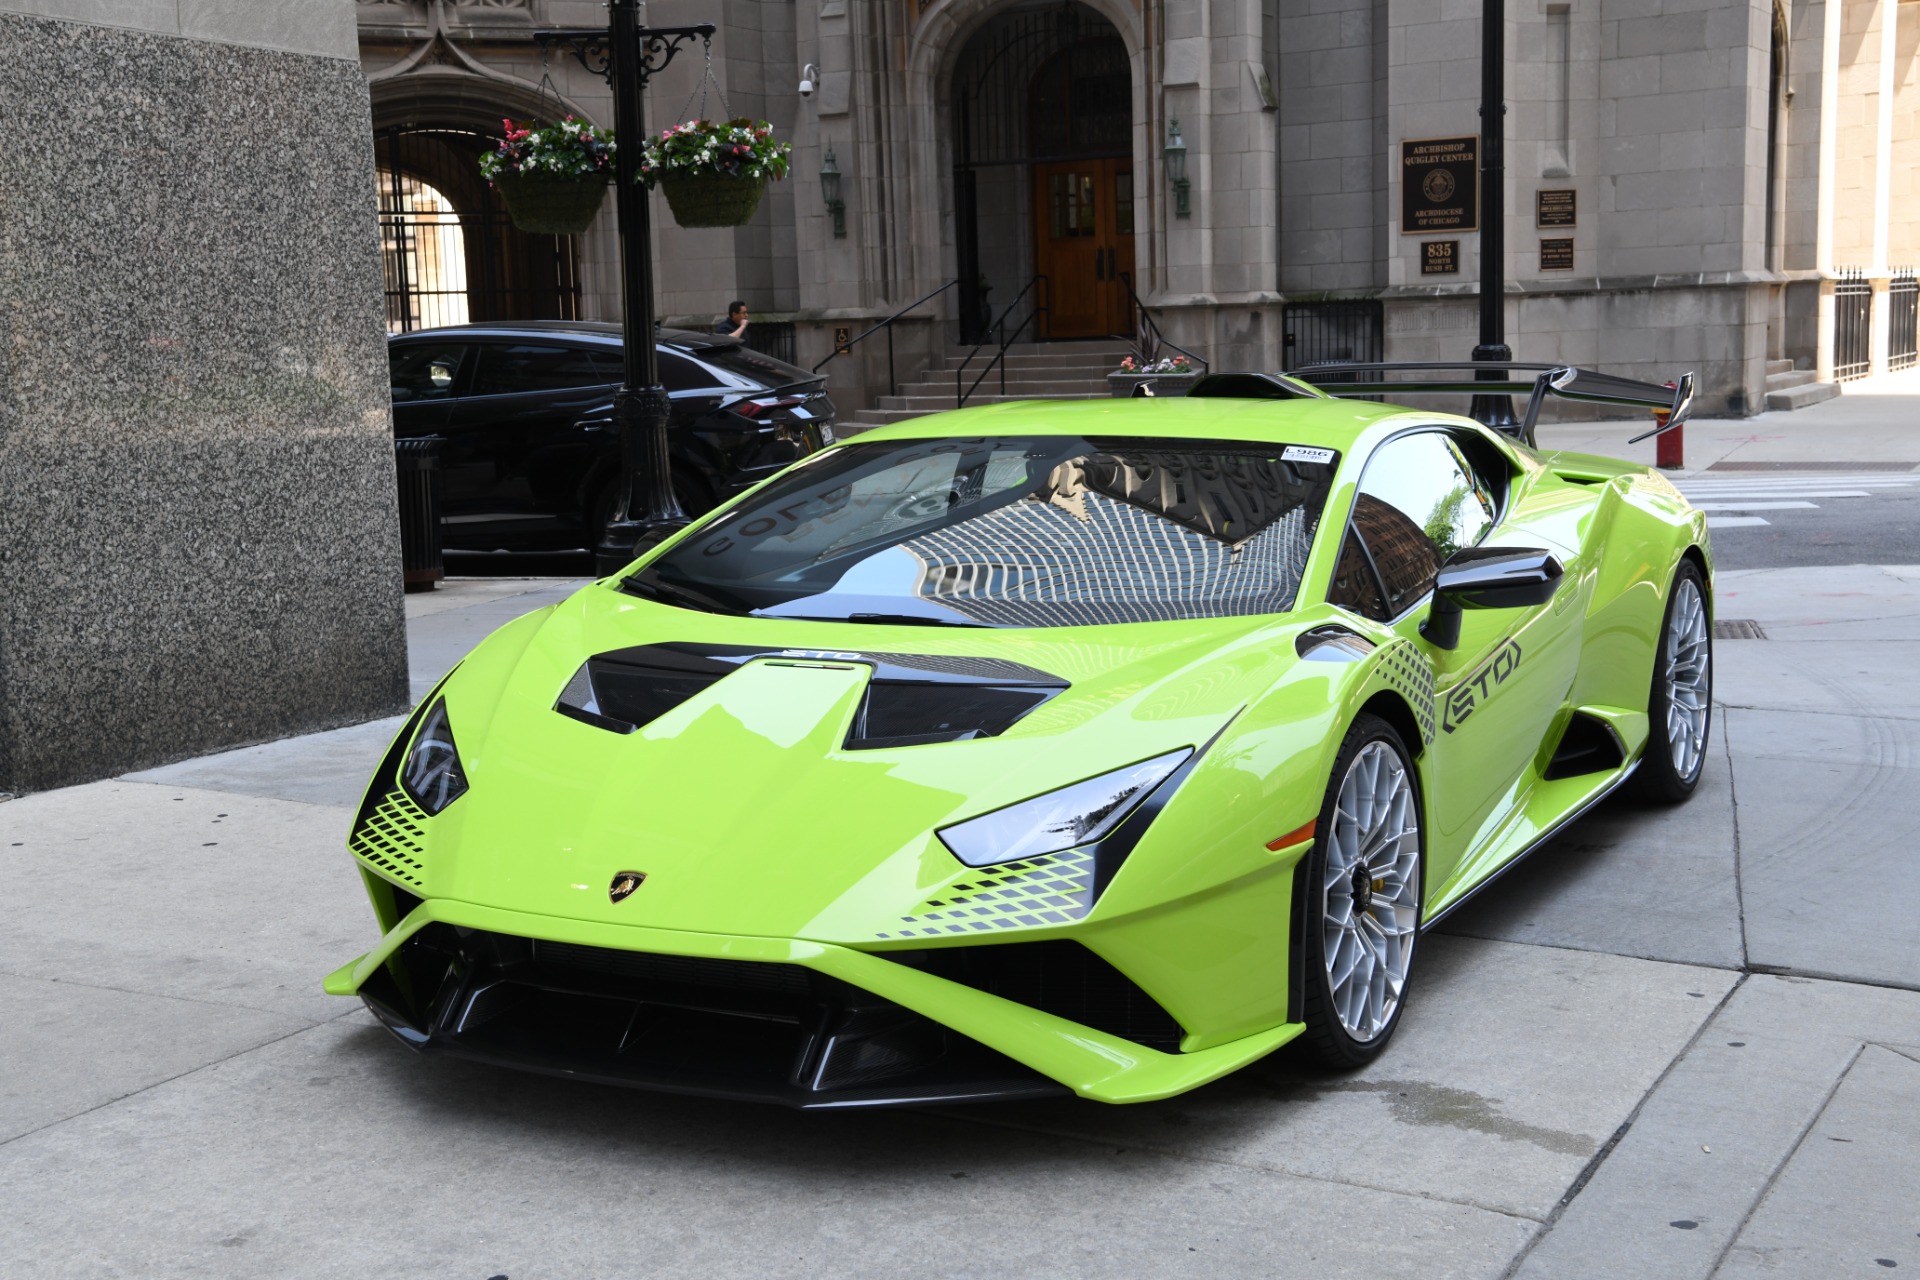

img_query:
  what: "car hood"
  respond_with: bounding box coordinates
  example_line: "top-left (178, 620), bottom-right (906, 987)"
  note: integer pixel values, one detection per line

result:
top-left (419, 585), bottom-right (1332, 943)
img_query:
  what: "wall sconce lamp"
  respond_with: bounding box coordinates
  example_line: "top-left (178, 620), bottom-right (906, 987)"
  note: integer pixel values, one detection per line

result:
top-left (1165, 118), bottom-right (1190, 218)
top-left (820, 144), bottom-right (846, 238)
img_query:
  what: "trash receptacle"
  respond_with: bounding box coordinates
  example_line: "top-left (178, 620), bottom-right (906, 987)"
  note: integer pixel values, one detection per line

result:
top-left (394, 436), bottom-right (444, 592)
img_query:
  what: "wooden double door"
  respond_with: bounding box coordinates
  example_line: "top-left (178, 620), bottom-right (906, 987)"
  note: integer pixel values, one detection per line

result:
top-left (1032, 158), bottom-right (1135, 338)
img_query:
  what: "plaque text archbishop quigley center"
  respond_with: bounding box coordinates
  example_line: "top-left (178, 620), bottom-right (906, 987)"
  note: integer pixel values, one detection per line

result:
top-left (1401, 135), bottom-right (1479, 235)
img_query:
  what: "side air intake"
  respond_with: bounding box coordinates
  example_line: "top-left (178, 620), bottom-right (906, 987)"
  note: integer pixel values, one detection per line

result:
top-left (1545, 712), bottom-right (1628, 780)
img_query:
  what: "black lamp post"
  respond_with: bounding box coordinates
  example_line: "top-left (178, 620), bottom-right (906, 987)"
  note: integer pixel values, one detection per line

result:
top-left (536, 8), bottom-right (716, 576)
top-left (1468, 0), bottom-right (1517, 429)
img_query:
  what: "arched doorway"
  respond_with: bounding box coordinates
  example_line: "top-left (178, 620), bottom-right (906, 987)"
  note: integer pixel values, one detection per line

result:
top-left (951, 3), bottom-right (1133, 341)
top-left (375, 126), bottom-right (583, 333)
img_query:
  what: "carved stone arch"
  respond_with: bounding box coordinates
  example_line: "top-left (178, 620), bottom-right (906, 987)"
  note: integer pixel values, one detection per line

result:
top-left (368, 70), bottom-right (599, 330)
top-left (898, 0), bottom-right (1147, 314)
top-left (368, 69), bottom-right (599, 136)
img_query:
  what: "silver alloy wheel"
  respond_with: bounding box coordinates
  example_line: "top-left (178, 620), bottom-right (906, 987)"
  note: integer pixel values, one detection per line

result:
top-left (1320, 741), bottom-right (1421, 1043)
top-left (1664, 577), bottom-right (1711, 780)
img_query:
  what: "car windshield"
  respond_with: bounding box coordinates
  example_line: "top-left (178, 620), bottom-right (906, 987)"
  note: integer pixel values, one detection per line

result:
top-left (626, 435), bottom-right (1339, 627)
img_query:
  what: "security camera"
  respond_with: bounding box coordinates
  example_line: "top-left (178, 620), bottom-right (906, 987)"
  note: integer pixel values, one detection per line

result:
top-left (799, 63), bottom-right (818, 98)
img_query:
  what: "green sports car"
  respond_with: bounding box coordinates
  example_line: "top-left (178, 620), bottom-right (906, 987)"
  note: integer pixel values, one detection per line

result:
top-left (326, 367), bottom-right (1711, 1107)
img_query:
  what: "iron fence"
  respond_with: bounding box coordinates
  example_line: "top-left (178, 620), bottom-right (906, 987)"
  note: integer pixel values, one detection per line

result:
top-left (376, 126), bottom-right (582, 334)
top-left (1834, 268), bottom-right (1872, 381)
top-left (1284, 300), bottom-right (1384, 399)
top-left (1282, 300), bottom-right (1384, 371)
top-left (742, 321), bottom-right (796, 367)
top-left (1890, 270), bottom-right (1918, 372)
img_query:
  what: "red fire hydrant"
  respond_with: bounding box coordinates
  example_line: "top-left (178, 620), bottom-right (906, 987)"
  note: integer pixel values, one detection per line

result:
top-left (1653, 380), bottom-right (1682, 470)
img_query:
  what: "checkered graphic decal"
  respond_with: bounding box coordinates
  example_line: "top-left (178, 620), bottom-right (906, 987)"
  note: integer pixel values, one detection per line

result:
top-left (876, 848), bottom-right (1096, 939)
top-left (1375, 641), bottom-right (1437, 745)
top-left (350, 789), bottom-right (430, 890)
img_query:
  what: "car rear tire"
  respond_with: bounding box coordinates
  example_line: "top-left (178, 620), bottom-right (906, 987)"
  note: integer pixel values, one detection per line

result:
top-left (1631, 558), bottom-right (1712, 803)
top-left (1300, 712), bottom-right (1424, 1069)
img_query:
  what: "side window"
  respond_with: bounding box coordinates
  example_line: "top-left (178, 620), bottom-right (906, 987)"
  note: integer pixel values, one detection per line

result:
top-left (1335, 432), bottom-right (1495, 618)
top-left (389, 343), bottom-right (468, 402)
top-left (655, 350), bottom-right (712, 394)
top-left (1452, 431), bottom-right (1509, 519)
top-left (469, 344), bottom-right (615, 397)
top-left (1327, 527), bottom-right (1387, 620)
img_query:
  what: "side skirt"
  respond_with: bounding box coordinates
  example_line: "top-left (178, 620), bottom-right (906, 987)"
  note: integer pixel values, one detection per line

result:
top-left (1420, 758), bottom-right (1641, 931)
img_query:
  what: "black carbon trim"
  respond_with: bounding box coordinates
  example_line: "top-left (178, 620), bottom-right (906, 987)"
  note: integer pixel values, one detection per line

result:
top-left (1088, 718), bottom-right (1236, 900)
top-left (359, 926), bottom-right (1069, 1109)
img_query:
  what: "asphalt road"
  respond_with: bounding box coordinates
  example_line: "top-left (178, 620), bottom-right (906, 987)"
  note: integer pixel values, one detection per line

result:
top-left (1676, 472), bottom-right (1920, 569)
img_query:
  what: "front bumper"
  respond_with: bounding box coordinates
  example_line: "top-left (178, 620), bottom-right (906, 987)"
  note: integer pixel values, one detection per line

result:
top-left (326, 897), bottom-right (1301, 1108)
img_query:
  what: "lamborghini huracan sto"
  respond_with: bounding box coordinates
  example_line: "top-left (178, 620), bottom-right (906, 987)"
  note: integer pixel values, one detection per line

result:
top-left (327, 367), bottom-right (1712, 1108)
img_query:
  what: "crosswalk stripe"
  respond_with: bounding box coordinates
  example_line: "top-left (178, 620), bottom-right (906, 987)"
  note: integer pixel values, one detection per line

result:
top-left (1691, 501), bottom-right (1819, 511)
top-left (1707, 515), bottom-right (1772, 528)
top-left (1678, 477), bottom-right (1914, 489)
top-left (1682, 490), bottom-right (1871, 500)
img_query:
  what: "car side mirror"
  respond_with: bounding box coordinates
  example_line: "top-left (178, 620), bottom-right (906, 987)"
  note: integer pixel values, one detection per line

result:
top-left (1420, 547), bottom-right (1564, 650)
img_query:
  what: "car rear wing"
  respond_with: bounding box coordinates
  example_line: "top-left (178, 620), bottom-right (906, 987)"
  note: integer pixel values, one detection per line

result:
top-left (1187, 362), bottom-right (1695, 449)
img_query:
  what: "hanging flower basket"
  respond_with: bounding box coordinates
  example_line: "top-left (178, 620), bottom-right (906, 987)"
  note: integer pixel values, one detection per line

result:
top-left (479, 116), bottom-right (615, 236)
top-left (659, 170), bottom-right (768, 228)
top-left (640, 118), bottom-right (791, 230)
top-left (491, 172), bottom-right (609, 235)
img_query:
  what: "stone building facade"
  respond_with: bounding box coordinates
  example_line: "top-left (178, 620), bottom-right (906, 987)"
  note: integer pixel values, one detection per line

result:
top-left (359, 0), bottom-right (1918, 417)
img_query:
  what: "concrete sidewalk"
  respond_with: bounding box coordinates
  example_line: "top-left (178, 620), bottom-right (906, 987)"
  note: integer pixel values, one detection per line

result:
top-left (1535, 367), bottom-right (1920, 472)
top-left (3, 399), bottom-right (1918, 1278)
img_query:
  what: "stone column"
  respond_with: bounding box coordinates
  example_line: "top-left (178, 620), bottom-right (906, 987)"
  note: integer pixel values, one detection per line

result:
top-left (1870, 0), bottom-right (1898, 373)
top-left (0, 2), bottom-right (408, 793)
top-left (1815, 0), bottom-right (1843, 380)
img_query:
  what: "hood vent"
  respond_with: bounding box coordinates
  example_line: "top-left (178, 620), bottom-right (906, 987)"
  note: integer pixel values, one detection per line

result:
top-left (847, 680), bottom-right (1058, 750)
top-left (555, 653), bottom-right (731, 734)
top-left (556, 642), bottom-right (1068, 745)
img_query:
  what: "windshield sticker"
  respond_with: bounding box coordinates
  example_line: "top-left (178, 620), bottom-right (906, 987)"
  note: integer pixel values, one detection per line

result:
top-left (1282, 446), bottom-right (1336, 466)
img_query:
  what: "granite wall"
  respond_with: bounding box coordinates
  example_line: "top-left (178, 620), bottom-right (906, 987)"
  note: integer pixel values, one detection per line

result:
top-left (0, 5), bottom-right (409, 794)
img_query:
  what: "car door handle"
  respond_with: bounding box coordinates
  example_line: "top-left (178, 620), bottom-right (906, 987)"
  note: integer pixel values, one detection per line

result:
top-left (575, 417), bottom-right (614, 434)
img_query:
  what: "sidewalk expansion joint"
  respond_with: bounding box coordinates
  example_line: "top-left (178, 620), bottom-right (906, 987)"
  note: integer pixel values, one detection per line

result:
top-left (0, 965), bottom-right (332, 1026)
top-left (1742, 964), bottom-right (1920, 995)
top-left (1495, 974), bottom-right (1749, 1280)
top-left (1702, 1040), bottom-right (1868, 1279)
top-left (0, 1015), bottom-right (353, 1155)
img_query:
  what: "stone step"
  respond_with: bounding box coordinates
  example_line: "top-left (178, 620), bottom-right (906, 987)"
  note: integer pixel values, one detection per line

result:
top-left (1765, 358), bottom-right (1794, 377)
top-left (1764, 379), bottom-right (1841, 411)
top-left (1764, 368), bottom-right (1817, 392)
top-left (895, 379), bottom-right (1114, 399)
top-left (876, 391), bottom-right (1110, 412)
top-left (940, 353), bottom-right (1126, 372)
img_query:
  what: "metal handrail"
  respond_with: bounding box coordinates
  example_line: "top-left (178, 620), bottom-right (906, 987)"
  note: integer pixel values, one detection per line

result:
top-left (1115, 271), bottom-right (1208, 374)
top-left (956, 274), bottom-right (1051, 406)
top-left (811, 278), bottom-right (959, 399)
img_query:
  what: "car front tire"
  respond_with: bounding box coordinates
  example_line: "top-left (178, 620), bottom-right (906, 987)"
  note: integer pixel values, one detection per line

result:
top-left (1300, 712), bottom-right (1425, 1069)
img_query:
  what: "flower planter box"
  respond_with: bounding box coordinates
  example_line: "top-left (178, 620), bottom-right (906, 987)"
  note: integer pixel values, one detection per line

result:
top-left (1108, 372), bottom-right (1199, 398)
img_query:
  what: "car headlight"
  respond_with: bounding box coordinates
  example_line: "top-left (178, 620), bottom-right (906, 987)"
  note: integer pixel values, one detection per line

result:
top-left (937, 750), bottom-right (1191, 868)
top-left (400, 698), bottom-right (468, 815)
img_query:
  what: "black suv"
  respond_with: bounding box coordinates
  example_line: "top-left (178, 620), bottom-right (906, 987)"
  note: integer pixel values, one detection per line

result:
top-left (388, 321), bottom-right (836, 552)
